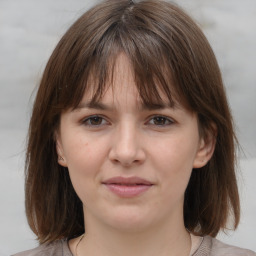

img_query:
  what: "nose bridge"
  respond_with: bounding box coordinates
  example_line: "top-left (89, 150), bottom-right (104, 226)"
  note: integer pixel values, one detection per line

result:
top-left (109, 118), bottom-right (144, 165)
top-left (118, 120), bottom-right (137, 152)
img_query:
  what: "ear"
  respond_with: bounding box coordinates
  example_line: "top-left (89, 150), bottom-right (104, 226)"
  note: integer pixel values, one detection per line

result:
top-left (193, 123), bottom-right (217, 169)
top-left (55, 132), bottom-right (68, 167)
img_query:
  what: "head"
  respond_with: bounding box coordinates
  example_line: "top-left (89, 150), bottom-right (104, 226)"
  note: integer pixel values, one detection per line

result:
top-left (26, 0), bottom-right (240, 244)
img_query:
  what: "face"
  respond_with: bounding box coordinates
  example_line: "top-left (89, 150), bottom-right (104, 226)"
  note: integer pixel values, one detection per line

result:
top-left (56, 54), bottom-right (214, 233)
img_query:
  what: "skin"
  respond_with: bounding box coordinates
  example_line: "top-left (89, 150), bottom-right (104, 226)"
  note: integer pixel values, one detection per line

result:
top-left (56, 54), bottom-right (215, 256)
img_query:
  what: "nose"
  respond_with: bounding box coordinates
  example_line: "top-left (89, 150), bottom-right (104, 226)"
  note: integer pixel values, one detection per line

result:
top-left (108, 121), bottom-right (146, 166)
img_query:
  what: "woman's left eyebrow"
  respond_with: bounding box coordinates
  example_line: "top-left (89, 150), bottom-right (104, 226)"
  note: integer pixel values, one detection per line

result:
top-left (140, 102), bottom-right (176, 111)
top-left (74, 101), bottom-right (114, 111)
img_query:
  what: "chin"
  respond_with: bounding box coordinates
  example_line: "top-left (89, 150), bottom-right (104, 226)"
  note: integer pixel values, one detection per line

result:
top-left (103, 207), bottom-right (156, 233)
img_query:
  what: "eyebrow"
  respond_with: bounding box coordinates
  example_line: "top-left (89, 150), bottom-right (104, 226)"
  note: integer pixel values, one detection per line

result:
top-left (75, 102), bottom-right (113, 111)
top-left (75, 101), bottom-right (176, 111)
top-left (141, 102), bottom-right (176, 110)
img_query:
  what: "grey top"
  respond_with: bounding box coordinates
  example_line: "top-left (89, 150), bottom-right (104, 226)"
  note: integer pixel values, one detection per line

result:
top-left (13, 236), bottom-right (256, 256)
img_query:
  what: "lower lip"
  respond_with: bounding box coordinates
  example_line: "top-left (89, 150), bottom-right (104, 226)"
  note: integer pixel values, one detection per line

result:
top-left (103, 184), bottom-right (152, 198)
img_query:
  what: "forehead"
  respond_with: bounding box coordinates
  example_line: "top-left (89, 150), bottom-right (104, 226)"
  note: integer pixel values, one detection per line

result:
top-left (78, 53), bottom-right (182, 110)
top-left (77, 53), bottom-right (185, 110)
top-left (78, 86), bottom-right (177, 112)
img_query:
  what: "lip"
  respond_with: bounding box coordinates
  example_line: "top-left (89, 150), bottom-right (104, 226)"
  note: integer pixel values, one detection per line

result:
top-left (102, 176), bottom-right (153, 198)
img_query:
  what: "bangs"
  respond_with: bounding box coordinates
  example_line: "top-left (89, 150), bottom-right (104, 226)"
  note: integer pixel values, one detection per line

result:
top-left (55, 4), bottom-right (189, 111)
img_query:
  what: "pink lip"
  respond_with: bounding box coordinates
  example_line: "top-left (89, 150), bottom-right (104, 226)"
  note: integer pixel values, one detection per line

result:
top-left (102, 176), bottom-right (153, 198)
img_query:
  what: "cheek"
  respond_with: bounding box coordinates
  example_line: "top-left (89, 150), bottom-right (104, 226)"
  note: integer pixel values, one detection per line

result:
top-left (150, 135), bottom-right (198, 186)
top-left (62, 136), bottom-right (108, 204)
top-left (63, 133), bottom-right (105, 168)
top-left (62, 134), bottom-right (108, 187)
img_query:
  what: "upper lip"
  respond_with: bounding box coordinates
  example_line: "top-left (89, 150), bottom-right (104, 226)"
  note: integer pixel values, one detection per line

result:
top-left (102, 176), bottom-right (153, 185)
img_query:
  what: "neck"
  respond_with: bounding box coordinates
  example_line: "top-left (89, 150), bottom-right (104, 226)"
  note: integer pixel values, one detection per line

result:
top-left (76, 213), bottom-right (191, 256)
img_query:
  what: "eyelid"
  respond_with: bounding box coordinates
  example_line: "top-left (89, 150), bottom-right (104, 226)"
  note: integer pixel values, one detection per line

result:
top-left (146, 115), bottom-right (175, 126)
top-left (80, 113), bottom-right (175, 127)
top-left (81, 114), bottom-right (110, 127)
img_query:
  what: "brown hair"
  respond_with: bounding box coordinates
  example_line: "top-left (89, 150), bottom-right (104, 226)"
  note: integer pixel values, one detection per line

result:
top-left (25, 0), bottom-right (240, 244)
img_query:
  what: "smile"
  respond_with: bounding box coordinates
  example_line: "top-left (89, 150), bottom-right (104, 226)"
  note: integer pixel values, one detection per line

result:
top-left (102, 176), bottom-right (153, 198)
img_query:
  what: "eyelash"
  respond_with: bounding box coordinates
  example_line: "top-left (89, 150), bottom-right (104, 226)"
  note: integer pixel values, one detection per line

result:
top-left (147, 115), bottom-right (174, 126)
top-left (81, 115), bottom-right (174, 127)
top-left (82, 115), bottom-right (109, 127)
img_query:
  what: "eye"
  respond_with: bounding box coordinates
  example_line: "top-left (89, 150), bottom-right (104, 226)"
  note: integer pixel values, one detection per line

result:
top-left (147, 116), bottom-right (174, 126)
top-left (82, 115), bottom-right (109, 126)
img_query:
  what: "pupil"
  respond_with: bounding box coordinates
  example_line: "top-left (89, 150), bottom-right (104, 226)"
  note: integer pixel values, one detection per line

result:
top-left (154, 117), bottom-right (165, 125)
top-left (91, 117), bottom-right (102, 125)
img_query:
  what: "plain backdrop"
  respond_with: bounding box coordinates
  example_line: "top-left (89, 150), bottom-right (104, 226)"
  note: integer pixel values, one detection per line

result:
top-left (0, 0), bottom-right (255, 255)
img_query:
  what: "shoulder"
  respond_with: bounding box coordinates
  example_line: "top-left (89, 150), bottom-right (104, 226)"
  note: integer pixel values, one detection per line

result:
top-left (12, 239), bottom-right (72, 256)
top-left (210, 237), bottom-right (256, 256)
top-left (195, 236), bottom-right (256, 256)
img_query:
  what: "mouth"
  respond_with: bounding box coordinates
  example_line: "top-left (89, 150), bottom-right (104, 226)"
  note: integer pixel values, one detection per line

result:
top-left (102, 176), bottom-right (153, 198)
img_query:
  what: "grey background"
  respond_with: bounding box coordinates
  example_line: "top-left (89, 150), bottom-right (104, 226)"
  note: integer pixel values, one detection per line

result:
top-left (0, 0), bottom-right (255, 255)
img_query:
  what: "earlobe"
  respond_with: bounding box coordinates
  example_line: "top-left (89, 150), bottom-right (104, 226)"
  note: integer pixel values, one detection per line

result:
top-left (55, 132), bottom-right (67, 167)
top-left (193, 124), bottom-right (217, 169)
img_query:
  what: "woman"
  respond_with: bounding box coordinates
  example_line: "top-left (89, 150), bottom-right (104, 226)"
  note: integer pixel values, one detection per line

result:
top-left (14, 0), bottom-right (256, 255)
